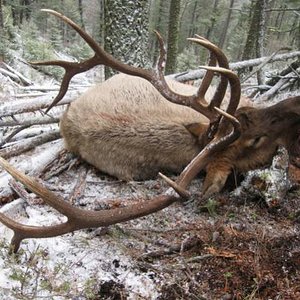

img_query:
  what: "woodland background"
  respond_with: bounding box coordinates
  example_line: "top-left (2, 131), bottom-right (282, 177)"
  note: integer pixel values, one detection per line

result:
top-left (0, 0), bottom-right (299, 82)
top-left (0, 1), bottom-right (299, 299)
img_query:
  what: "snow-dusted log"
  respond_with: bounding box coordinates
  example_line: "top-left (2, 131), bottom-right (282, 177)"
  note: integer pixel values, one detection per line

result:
top-left (0, 130), bottom-right (60, 159)
top-left (171, 51), bottom-right (300, 82)
top-left (258, 75), bottom-right (294, 100)
top-left (19, 85), bottom-right (91, 92)
top-left (0, 115), bottom-right (60, 127)
top-left (2, 63), bottom-right (33, 86)
top-left (0, 140), bottom-right (64, 203)
top-left (0, 92), bottom-right (78, 117)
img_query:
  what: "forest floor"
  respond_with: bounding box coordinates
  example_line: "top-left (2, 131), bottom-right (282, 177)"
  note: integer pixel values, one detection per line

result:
top-left (0, 60), bottom-right (299, 299)
top-left (0, 148), bottom-right (299, 300)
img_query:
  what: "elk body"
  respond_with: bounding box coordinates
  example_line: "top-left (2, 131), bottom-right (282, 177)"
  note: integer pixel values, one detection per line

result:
top-left (0, 9), bottom-right (299, 253)
top-left (60, 74), bottom-right (300, 197)
top-left (60, 74), bottom-right (209, 181)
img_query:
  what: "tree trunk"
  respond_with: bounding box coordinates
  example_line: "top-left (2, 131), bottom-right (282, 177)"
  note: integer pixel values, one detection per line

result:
top-left (256, 0), bottom-right (267, 84)
top-left (0, 0), bottom-right (3, 29)
top-left (165, 0), bottom-right (181, 75)
top-left (78, 0), bottom-right (84, 28)
top-left (104, 0), bottom-right (150, 79)
top-left (206, 0), bottom-right (219, 41)
top-left (218, 0), bottom-right (234, 48)
top-left (11, 1), bottom-right (19, 26)
top-left (188, 1), bottom-right (199, 38)
top-left (242, 0), bottom-right (266, 61)
top-left (150, 0), bottom-right (170, 67)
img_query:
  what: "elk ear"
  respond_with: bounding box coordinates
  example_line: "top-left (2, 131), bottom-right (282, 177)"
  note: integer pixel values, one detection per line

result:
top-left (236, 107), bottom-right (256, 128)
top-left (185, 123), bottom-right (204, 138)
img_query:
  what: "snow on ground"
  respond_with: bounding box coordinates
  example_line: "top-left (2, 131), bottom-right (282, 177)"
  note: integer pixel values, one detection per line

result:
top-left (0, 190), bottom-right (160, 299)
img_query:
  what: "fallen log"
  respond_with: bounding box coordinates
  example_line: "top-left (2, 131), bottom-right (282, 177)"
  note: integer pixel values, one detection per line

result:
top-left (0, 139), bottom-right (64, 203)
top-left (172, 51), bottom-right (300, 82)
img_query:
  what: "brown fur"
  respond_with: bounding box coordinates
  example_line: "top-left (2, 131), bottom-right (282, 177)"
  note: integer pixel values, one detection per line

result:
top-left (60, 74), bottom-right (300, 197)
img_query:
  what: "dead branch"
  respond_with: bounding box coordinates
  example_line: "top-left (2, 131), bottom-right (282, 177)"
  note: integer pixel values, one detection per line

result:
top-left (0, 125), bottom-right (31, 147)
top-left (68, 165), bottom-right (88, 204)
top-left (241, 48), bottom-right (292, 83)
top-left (19, 84), bottom-right (91, 92)
top-left (41, 151), bottom-right (76, 180)
top-left (0, 92), bottom-right (78, 117)
top-left (7, 126), bottom-right (59, 142)
top-left (0, 130), bottom-right (60, 159)
top-left (0, 115), bottom-right (60, 127)
top-left (266, 60), bottom-right (300, 86)
top-left (0, 140), bottom-right (64, 203)
top-left (8, 179), bottom-right (42, 205)
top-left (258, 75), bottom-right (293, 100)
top-left (2, 62), bottom-right (33, 86)
top-left (0, 68), bottom-right (24, 84)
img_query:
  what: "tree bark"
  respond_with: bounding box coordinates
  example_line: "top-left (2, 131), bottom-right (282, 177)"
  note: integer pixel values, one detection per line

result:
top-left (242, 0), bottom-right (265, 60)
top-left (104, 0), bottom-right (150, 79)
top-left (165, 0), bottom-right (181, 75)
top-left (78, 0), bottom-right (84, 28)
top-left (0, 0), bottom-right (3, 29)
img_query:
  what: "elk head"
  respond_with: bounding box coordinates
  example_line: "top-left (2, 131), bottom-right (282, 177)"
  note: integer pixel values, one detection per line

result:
top-left (0, 9), bottom-right (298, 253)
top-left (201, 96), bottom-right (300, 196)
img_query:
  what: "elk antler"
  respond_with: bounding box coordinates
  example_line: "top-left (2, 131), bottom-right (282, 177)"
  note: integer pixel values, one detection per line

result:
top-left (32, 9), bottom-right (239, 121)
top-left (0, 106), bottom-right (240, 253)
top-left (0, 10), bottom-right (243, 253)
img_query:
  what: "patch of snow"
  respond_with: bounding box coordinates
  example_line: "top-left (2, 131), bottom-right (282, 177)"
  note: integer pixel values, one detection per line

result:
top-left (0, 199), bottom-right (159, 299)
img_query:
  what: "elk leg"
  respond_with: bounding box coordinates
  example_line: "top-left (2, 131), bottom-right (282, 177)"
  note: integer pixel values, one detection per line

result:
top-left (202, 162), bottom-right (232, 198)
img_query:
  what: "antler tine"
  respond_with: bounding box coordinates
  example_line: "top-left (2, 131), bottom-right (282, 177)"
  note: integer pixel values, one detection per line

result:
top-left (196, 52), bottom-right (217, 102)
top-left (31, 56), bottom-right (100, 113)
top-left (188, 37), bottom-right (230, 111)
top-left (34, 9), bottom-right (156, 113)
top-left (153, 30), bottom-right (167, 78)
top-left (200, 66), bottom-right (241, 116)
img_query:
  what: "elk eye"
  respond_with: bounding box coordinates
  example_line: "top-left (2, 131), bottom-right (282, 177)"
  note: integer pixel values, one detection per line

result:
top-left (248, 136), bottom-right (267, 148)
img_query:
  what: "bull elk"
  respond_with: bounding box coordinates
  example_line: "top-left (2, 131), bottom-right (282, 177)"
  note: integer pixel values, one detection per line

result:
top-left (0, 10), bottom-right (299, 253)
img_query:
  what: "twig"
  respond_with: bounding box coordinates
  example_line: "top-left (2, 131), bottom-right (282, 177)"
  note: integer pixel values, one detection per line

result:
top-left (8, 179), bottom-right (43, 205)
top-left (0, 125), bottom-right (31, 147)
top-left (184, 254), bottom-right (214, 263)
top-left (69, 166), bottom-right (88, 204)
top-left (41, 150), bottom-right (75, 180)
top-left (139, 235), bottom-right (202, 260)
